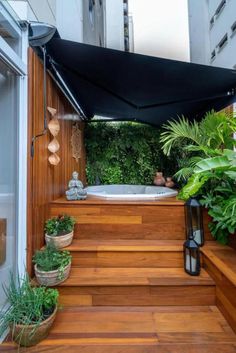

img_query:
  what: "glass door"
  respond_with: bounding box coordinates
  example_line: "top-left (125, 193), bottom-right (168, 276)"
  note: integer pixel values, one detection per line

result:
top-left (0, 59), bottom-right (18, 308)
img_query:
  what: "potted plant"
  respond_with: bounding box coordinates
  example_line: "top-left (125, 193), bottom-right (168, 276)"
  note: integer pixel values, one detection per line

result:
top-left (45, 214), bottom-right (76, 248)
top-left (33, 244), bottom-right (72, 286)
top-left (0, 272), bottom-right (58, 347)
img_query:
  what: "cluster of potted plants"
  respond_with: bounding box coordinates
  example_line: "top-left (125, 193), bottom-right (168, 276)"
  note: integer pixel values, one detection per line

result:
top-left (0, 214), bottom-right (76, 347)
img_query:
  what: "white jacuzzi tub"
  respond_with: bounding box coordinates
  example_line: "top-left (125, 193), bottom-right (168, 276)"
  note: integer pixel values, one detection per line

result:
top-left (85, 184), bottom-right (178, 200)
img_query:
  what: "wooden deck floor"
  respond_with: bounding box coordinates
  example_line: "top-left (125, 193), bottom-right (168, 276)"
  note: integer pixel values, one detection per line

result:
top-left (2, 306), bottom-right (236, 352)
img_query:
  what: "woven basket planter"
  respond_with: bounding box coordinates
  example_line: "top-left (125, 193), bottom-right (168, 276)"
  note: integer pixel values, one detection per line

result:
top-left (11, 305), bottom-right (57, 347)
top-left (45, 231), bottom-right (74, 249)
top-left (34, 261), bottom-right (71, 286)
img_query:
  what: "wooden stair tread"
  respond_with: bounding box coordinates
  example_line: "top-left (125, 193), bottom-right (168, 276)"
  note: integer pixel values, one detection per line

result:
top-left (66, 239), bottom-right (221, 252)
top-left (202, 246), bottom-right (236, 287)
top-left (58, 267), bottom-right (214, 286)
top-left (2, 306), bottom-right (236, 352)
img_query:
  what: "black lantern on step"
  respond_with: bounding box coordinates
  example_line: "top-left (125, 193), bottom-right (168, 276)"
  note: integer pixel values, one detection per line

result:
top-left (183, 234), bottom-right (201, 276)
top-left (185, 198), bottom-right (204, 246)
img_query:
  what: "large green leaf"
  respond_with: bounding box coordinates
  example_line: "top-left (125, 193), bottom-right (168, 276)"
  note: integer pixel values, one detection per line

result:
top-left (178, 173), bottom-right (210, 200)
top-left (194, 156), bottom-right (231, 173)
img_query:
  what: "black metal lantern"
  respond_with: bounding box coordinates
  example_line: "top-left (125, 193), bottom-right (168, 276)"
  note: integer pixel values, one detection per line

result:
top-left (183, 235), bottom-right (201, 276)
top-left (185, 198), bottom-right (204, 246)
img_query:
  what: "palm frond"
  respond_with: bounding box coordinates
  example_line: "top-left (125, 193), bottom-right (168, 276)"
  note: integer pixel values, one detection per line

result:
top-left (160, 116), bottom-right (203, 156)
top-left (174, 167), bottom-right (194, 181)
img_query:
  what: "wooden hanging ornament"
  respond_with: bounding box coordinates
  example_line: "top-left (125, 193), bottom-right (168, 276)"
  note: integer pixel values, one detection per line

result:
top-left (71, 122), bottom-right (82, 163)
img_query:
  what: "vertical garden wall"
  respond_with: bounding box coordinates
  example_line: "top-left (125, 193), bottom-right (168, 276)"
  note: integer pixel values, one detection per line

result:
top-left (85, 122), bottom-right (183, 185)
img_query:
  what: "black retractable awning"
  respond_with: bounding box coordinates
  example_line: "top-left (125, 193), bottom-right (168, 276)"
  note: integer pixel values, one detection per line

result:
top-left (42, 37), bottom-right (236, 126)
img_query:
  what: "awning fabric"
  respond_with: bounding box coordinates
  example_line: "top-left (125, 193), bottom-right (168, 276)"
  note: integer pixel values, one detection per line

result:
top-left (44, 38), bottom-right (236, 126)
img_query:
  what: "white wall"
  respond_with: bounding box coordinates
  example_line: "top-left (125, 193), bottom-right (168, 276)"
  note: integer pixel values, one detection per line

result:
top-left (129, 0), bottom-right (190, 61)
top-left (9, 0), bottom-right (83, 43)
top-left (56, 0), bottom-right (83, 42)
top-left (26, 0), bottom-right (56, 25)
top-left (104, 0), bottom-right (124, 50)
top-left (188, 0), bottom-right (210, 64)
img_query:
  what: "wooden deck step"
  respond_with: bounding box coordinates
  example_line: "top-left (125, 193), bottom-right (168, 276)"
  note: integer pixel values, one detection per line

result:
top-left (66, 240), bottom-right (221, 268)
top-left (67, 239), bottom-right (184, 267)
top-left (57, 267), bottom-right (215, 307)
top-left (2, 306), bottom-right (236, 352)
top-left (60, 267), bottom-right (214, 286)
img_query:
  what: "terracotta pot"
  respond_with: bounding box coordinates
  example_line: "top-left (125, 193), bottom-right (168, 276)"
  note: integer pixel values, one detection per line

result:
top-left (153, 172), bottom-right (165, 186)
top-left (11, 305), bottom-right (57, 347)
top-left (45, 231), bottom-right (74, 249)
top-left (34, 261), bottom-right (71, 286)
top-left (165, 177), bottom-right (175, 188)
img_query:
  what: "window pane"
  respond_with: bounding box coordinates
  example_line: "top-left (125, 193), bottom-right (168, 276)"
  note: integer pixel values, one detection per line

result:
top-left (0, 59), bottom-right (18, 308)
top-left (0, 4), bottom-right (21, 56)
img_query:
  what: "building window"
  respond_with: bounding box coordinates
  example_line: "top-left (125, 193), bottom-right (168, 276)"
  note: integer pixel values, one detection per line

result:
top-left (215, 0), bottom-right (226, 18)
top-left (217, 33), bottom-right (228, 52)
top-left (0, 4), bottom-right (22, 56)
top-left (210, 16), bottom-right (214, 28)
top-left (231, 21), bottom-right (236, 36)
top-left (211, 50), bottom-right (216, 60)
top-left (89, 0), bottom-right (95, 26)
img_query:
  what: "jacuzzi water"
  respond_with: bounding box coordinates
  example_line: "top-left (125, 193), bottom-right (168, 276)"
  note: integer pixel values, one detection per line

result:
top-left (85, 184), bottom-right (178, 200)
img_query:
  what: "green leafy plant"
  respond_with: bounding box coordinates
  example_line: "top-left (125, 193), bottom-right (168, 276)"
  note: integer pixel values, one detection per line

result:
top-left (33, 244), bottom-right (71, 279)
top-left (45, 214), bottom-right (76, 236)
top-left (85, 122), bottom-right (185, 185)
top-left (160, 110), bottom-right (236, 244)
top-left (160, 110), bottom-right (236, 181)
top-left (0, 272), bottom-right (58, 340)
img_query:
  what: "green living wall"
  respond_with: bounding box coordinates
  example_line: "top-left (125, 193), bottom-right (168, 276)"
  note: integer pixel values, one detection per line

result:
top-left (85, 122), bottom-right (183, 185)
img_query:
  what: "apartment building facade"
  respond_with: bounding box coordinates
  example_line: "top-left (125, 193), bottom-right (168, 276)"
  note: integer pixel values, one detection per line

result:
top-left (10, 0), bottom-right (131, 51)
top-left (188, 0), bottom-right (236, 69)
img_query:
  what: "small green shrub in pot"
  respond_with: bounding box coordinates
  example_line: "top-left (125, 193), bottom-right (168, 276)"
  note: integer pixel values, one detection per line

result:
top-left (0, 272), bottom-right (58, 347)
top-left (33, 244), bottom-right (72, 286)
top-left (45, 214), bottom-right (76, 249)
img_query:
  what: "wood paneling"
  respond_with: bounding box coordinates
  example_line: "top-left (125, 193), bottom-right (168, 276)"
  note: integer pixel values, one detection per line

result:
top-left (27, 49), bottom-right (86, 273)
top-left (202, 247), bottom-right (236, 333)
top-left (50, 197), bottom-right (214, 241)
top-left (0, 218), bottom-right (6, 265)
top-left (55, 267), bottom-right (215, 307)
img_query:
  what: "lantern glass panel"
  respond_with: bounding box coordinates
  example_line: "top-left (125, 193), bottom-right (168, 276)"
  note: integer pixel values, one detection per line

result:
top-left (185, 198), bottom-right (204, 246)
top-left (184, 237), bottom-right (201, 276)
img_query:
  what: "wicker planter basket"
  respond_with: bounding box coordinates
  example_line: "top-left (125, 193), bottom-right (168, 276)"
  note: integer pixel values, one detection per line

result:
top-left (11, 305), bottom-right (57, 347)
top-left (45, 231), bottom-right (74, 249)
top-left (34, 261), bottom-right (71, 286)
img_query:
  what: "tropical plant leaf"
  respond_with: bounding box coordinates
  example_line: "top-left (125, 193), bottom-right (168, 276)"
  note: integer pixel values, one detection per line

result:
top-left (194, 156), bottom-right (231, 173)
top-left (178, 173), bottom-right (210, 200)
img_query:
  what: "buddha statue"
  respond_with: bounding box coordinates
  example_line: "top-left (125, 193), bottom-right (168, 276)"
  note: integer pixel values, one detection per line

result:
top-left (66, 171), bottom-right (87, 200)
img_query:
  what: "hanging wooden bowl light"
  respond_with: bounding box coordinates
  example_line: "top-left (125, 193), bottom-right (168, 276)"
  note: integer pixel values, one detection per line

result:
top-left (48, 153), bottom-right (60, 166)
top-left (48, 138), bottom-right (60, 153)
top-left (47, 106), bottom-right (60, 165)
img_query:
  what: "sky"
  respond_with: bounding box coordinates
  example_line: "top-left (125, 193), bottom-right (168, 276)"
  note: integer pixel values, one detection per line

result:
top-left (128, 0), bottom-right (190, 62)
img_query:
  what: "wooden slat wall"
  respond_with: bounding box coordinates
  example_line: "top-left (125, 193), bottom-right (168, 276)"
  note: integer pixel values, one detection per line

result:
top-left (203, 254), bottom-right (236, 333)
top-left (27, 49), bottom-right (86, 273)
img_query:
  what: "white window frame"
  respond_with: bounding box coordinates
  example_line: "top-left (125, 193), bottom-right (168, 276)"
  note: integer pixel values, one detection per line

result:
top-left (0, 2), bottom-right (28, 278)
